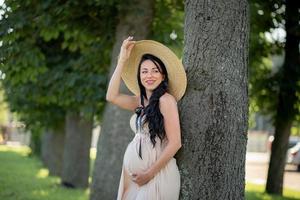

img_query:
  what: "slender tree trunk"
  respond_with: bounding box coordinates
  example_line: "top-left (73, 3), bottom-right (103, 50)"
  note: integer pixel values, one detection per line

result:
top-left (266, 0), bottom-right (300, 195)
top-left (177, 1), bottom-right (249, 199)
top-left (90, 1), bottom-right (154, 199)
top-left (41, 123), bottom-right (65, 176)
top-left (61, 112), bottom-right (93, 188)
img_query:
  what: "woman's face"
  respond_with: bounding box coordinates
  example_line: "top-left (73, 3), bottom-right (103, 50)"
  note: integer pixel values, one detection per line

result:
top-left (140, 59), bottom-right (164, 91)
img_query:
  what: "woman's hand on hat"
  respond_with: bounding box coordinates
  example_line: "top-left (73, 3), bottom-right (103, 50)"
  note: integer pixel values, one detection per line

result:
top-left (118, 36), bottom-right (135, 64)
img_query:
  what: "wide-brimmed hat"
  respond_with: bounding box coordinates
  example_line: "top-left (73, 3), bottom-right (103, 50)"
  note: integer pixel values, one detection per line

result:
top-left (121, 40), bottom-right (187, 101)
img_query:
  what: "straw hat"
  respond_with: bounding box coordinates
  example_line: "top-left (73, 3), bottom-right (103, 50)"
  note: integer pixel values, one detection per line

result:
top-left (121, 40), bottom-right (187, 101)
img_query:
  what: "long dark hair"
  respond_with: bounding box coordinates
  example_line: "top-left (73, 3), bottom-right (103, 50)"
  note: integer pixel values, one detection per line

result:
top-left (137, 54), bottom-right (169, 147)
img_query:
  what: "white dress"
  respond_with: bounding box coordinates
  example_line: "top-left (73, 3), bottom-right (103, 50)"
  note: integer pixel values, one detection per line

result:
top-left (117, 113), bottom-right (180, 200)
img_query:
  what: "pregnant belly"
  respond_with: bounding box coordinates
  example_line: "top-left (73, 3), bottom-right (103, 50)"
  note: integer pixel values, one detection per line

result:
top-left (123, 139), bottom-right (156, 175)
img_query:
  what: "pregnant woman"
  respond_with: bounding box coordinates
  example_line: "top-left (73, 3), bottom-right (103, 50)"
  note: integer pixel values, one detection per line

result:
top-left (106, 36), bottom-right (187, 200)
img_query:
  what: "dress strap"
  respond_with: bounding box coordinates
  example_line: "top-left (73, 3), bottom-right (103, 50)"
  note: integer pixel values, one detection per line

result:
top-left (135, 106), bottom-right (144, 160)
top-left (138, 137), bottom-right (142, 159)
top-left (135, 106), bottom-right (144, 133)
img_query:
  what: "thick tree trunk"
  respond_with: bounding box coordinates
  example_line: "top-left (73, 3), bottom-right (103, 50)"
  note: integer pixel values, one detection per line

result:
top-left (266, 0), bottom-right (300, 195)
top-left (61, 112), bottom-right (93, 188)
top-left (90, 1), bottom-right (154, 199)
top-left (41, 123), bottom-right (65, 176)
top-left (177, 1), bottom-right (249, 199)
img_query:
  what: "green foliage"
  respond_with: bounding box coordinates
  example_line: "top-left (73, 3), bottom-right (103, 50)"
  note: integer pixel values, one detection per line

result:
top-left (249, 0), bottom-right (300, 128)
top-left (0, 1), bottom-right (119, 134)
top-left (249, 0), bottom-right (284, 119)
top-left (151, 0), bottom-right (184, 56)
top-left (0, 85), bottom-right (9, 124)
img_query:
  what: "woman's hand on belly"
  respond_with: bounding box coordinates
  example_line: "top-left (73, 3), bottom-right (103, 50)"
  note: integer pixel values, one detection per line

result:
top-left (131, 169), bottom-right (154, 186)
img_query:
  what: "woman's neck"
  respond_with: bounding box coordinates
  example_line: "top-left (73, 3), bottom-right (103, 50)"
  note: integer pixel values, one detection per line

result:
top-left (146, 90), bottom-right (152, 100)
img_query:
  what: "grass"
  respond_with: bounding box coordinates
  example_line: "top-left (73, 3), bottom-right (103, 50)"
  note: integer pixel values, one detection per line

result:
top-left (245, 182), bottom-right (300, 200)
top-left (0, 145), bottom-right (89, 200)
top-left (1, 145), bottom-right (300, 200)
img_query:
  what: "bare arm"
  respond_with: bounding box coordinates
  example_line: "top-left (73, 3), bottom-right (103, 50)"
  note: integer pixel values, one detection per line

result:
top-left (106, 36), bottom-right (139, 111)
top-left (147, 94), bottom-right (182, 176)
top-left (132, 93), bottom-right (182, 185)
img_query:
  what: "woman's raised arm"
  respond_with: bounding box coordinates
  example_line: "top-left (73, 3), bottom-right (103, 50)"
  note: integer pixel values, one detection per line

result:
top-left (106, 36), bottom-right (139, 111)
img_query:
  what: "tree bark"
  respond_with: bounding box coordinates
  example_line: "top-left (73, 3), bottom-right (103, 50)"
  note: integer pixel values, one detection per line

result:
top-left (90, 1), bottom-right (154, 199)
top-left (177, 0), bottom-right (249, 199)
top-left (266, 0), bottom-right (300, 195)
top-left (41, 123), bottom-right (65, 176)
top-left (61, 111), bottom-right (93, 188)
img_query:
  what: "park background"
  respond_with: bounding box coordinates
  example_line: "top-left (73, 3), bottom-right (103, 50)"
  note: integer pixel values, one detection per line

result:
top-left (0, 0), bottom-right (299, 200)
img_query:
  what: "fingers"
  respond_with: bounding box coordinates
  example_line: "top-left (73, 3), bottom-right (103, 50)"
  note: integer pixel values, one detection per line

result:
top-left (126, 36), bottom-right (133, 41)
top-left (131, 173), bottom-right (145, 186)
top-left (118, 36), bottom-right (135, 62)
top-left (122, 36), bottom-right (132, 44)
top-left (130, 173), bottom-right (136, 179)
top-left (128, 42), bottom-right (135, 50)
top-left (123, 36), bottom-right (135, 46)
top-left (131, 173), bottom-right (137, 181)
top-left (130, 173), bottom-right (136, 177)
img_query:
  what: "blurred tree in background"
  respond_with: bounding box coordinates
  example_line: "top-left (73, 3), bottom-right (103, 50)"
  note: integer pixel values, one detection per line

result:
top-left (249, 0), bottom-right (300, 195)
top-left (249, 1), bottom-right (300, 134)
top-left (90, 0), bottom-right (156, 198)
top-left (0, 86), bottom-right (9, 125)
top-left (91, 0), bottom-right (184, 199)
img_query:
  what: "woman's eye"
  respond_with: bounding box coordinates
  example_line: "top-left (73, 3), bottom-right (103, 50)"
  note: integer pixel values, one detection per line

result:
top-left (142, 71), bottom-right (147, 74)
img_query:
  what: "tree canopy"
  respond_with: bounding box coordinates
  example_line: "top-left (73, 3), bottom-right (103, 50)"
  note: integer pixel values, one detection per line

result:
top-left (0, 1), bottom-right (119, 133)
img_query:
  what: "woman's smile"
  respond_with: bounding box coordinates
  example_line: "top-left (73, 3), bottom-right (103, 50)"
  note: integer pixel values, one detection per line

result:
top-left (145, 80), bottom-right (156, 85)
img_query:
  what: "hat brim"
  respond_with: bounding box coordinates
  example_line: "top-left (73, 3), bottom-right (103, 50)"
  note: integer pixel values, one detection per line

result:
top-left (121, 40), bottom-right (187, 102)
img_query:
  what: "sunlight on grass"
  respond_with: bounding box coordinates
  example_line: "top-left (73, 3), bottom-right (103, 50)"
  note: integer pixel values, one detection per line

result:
top-left (246, 182), bottom-right (300, 200)
top-left (0, 145), bottom-right (89, 200)
top-left (32, 189), bottom-right (49, 197)
top-left (36, 168), bottom-right (49, 178)
top-left (0, 144), bottom-right (31, 156)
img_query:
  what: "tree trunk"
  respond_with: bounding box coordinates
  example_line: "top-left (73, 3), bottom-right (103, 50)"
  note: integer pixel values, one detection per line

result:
top-left (41, 123), bottom-right (65, 176)
top-left (90, 1), bottom-right (154, 199)
top-left (61, 111), bottom-right (93, 188)
top-left (177, 1), bottom-right (249, 199)
top-left (266, 0), bottom-right (300, 195)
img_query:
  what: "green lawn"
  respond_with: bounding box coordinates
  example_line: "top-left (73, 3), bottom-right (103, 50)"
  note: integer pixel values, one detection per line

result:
top-left (245, 182), bottom-right (300, 200)
top-left (0, 145), bottom-right (89, 200)
top-left (0, 145), bottom-right (300, 200)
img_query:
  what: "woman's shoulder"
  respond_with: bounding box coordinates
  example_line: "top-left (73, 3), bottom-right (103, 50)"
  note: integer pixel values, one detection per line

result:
top-left (159, 92), bottom-right (177, 105)
top-left (159, 93), bottom-right (178, 115)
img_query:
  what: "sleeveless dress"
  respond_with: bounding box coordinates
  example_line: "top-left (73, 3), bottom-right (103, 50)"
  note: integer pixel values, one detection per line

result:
top-left (117, 112), bottom-right (180, 200)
